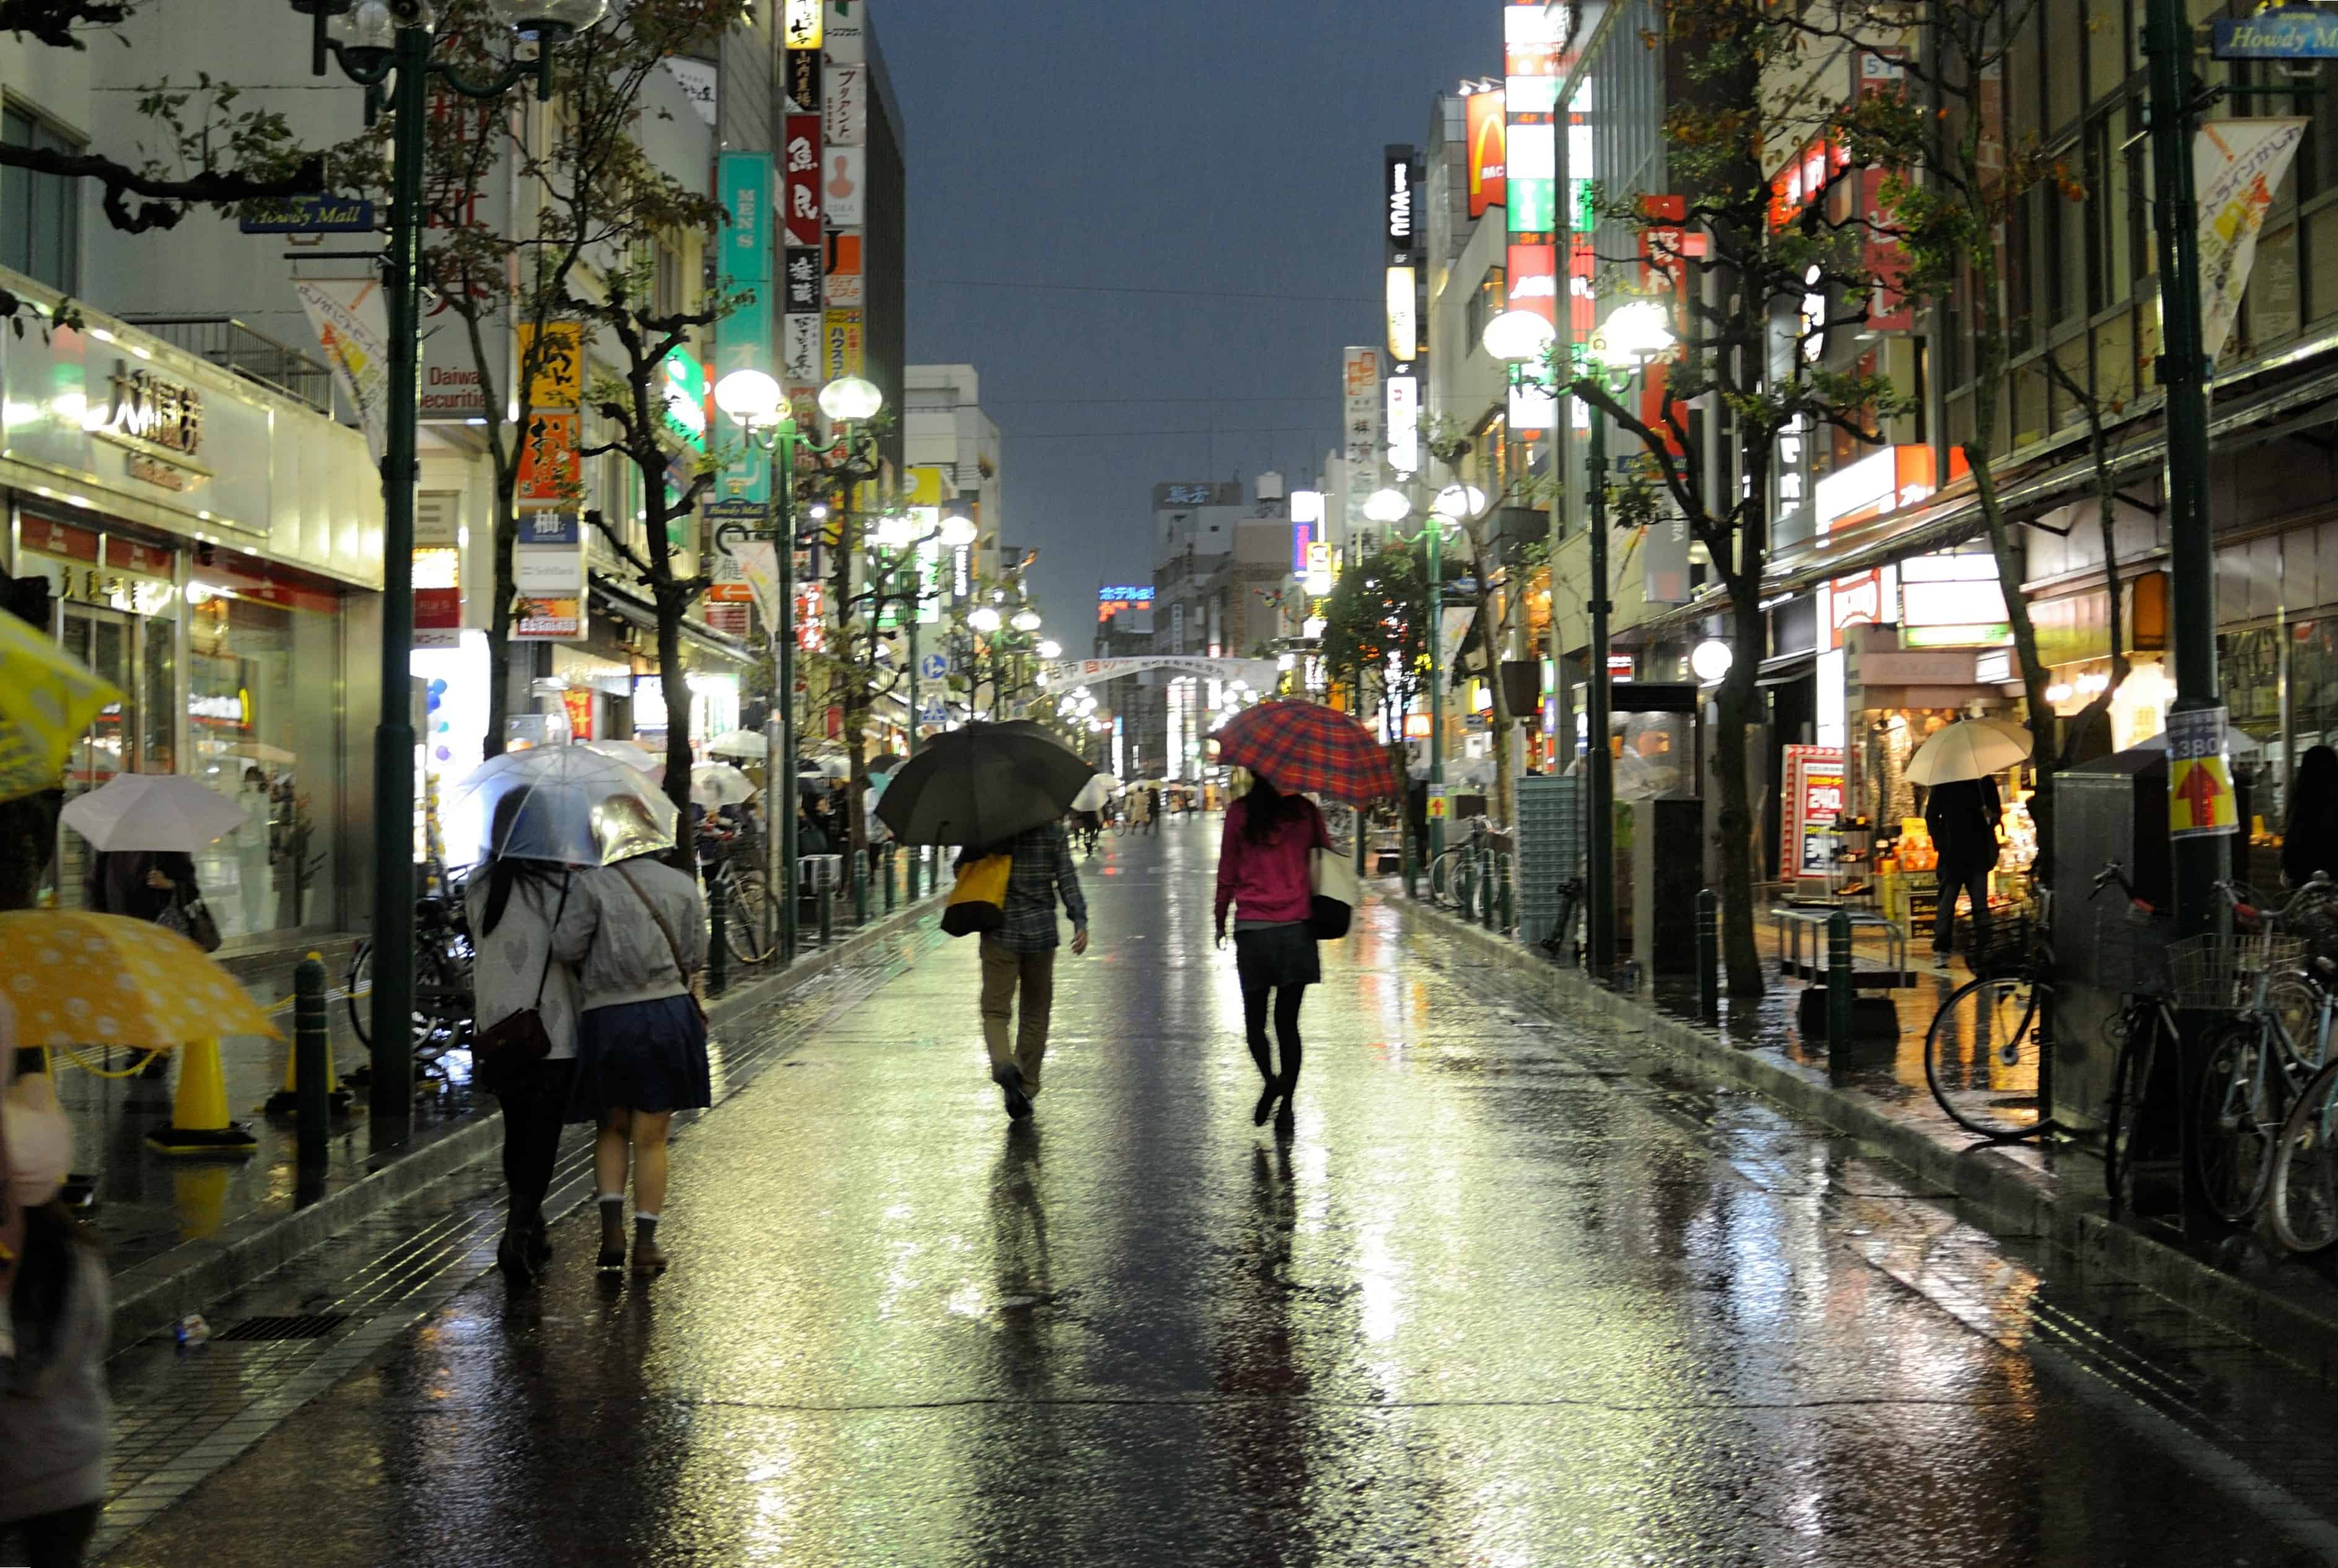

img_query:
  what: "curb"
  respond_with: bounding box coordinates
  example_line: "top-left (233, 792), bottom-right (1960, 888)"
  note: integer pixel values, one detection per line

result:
top-left (1391, 894), bottom-right (2338, 1383)
top-left (107, 893), bottom-right (944, 1347)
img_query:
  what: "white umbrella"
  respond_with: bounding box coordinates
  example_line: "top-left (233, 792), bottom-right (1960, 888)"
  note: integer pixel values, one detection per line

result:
top-left (445, 747), bottom-right (678, 868)
top-left (1907, 718), bottom-right (2035, 785)
top-left (61, 774), bottom-right (249, 852)
top-left (707, 730), bottom-right (769, 759)
top-left (1071, 773), bottom-right (1119, 812)
top-left (691, 762), bottom-right (758, 808)
top-left (582, 738), bottom-right (662, 779)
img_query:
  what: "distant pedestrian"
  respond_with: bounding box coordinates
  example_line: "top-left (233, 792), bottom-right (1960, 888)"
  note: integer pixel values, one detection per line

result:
top-left (969, 821), bottom-right (1090, 1119)
top-left (1924, 774), bottom-right (2001, 963)
top-left (1214, 773), bottom-right (1332, 1136)
top-left (1143, 786), bottom-right (1160, 834)
top-left (1, 1039), bottom-right (108, 1568)
top-left (554, 849), bottom-right (709, 1275)
top-left (466, 795), bottom-right (584, 1285)
top-left (2284, 745), bottom-right (2338, 888)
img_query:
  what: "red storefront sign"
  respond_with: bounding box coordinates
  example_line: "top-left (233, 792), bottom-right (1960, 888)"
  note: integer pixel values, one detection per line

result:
top-left (1466, 89), bottom-right (1507, 217)
top-left (24, 516), bottom-right (98, 561)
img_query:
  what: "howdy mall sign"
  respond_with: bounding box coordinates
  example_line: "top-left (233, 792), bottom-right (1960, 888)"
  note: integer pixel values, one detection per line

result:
top-left (2212, 7), bottom-right (2338, 58)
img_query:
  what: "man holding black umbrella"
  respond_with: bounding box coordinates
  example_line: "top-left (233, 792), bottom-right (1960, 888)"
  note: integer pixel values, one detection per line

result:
top-left (971, 821), bottom-right (1090, 1119)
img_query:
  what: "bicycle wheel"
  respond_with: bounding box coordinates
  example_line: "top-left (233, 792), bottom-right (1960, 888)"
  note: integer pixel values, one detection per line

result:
top-left (1924, 974), bottom-right (2051, 1139)
top-left (725, 871), bottom-right (771, 965)
top-left (2195, 1022), bottom-right (2280, 1225)
top-left (2103, 1007), bottom-right (2160, 1211)
top-left (2270, 1060), bottom-right (2338, 1253)
top-left (1429, 851), bottom-right (1456, 906)
top-left (346, 941), bottom-right (372, 1046)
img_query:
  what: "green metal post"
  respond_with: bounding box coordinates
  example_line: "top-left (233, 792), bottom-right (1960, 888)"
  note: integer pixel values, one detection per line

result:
top-left (1696, 888), bottom-right (1720, 1023)
top-left (706, 871), bottom-right (729, 997)
top-left (1479, 843), bottom-right (1495, 929)
top-left (1427, 516), bottom-right (1445, 863)
top-left (294, 955), bottom-right (330, 1170)
top-left (777, 432), bottom-right (800, 965)
top-left (1585, 406), bottom-right (1616, 980)
top-left (2145, 0), bottom-right (2225, 944)
top-left (1826, 908), bottom-right (1854, 1051)
top-left (367, 24), bottom-right (434, 1128)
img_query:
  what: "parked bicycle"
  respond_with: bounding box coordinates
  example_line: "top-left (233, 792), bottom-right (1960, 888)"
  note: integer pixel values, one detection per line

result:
top-left (1429, 816), bottom-right (1508, 914)
top-left (346, 862), bottom-right (475, 1082)
top-left (699, 825), bottom-right (772, 966)
top-left (1922, 882), bottom-right (2057, 1141)
top-left (2181, 876), bottom-right (2337, 1226)
top-left (2091, 862), bottom-right (2179, 1211)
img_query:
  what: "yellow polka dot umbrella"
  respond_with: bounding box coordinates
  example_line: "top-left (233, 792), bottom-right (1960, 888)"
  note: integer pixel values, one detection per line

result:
top-left (0, 613), bottom-right (124, 805)
top-left (0, 911), bottom-right (282, 1048)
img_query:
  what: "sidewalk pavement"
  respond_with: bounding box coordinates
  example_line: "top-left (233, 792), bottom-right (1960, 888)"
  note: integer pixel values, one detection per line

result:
top-left (52, 885), bottom-right (942, 1350)
top-left (1399, 888), bottom-right (2338, 1379)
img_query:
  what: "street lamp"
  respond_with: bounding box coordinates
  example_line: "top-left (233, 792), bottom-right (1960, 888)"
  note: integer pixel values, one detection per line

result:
top-left (1036, 638), bottom-right (1062, 660)
top-left (818, 375), bottom-right (884, 423)
top-left (1574, 296), bottom-right (1677, 979)
top-left (714, 367), bottom-right (886, 957)
top-left (300, 0), bottom-right (602, 1128)
top-left (1011, 608), bottom-right (1043, 633)
top-left (968, 605), bottom-right (1004, 633)
top-left (1481, 308), bottom-right (1558, 365)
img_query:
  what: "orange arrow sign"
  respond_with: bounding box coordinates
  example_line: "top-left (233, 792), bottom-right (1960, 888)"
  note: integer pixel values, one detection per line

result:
top-left (2176, 760), bottom-right (2226, 828)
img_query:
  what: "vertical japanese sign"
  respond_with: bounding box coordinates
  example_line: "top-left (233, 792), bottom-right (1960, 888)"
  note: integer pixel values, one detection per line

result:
top-left (294, 278), bottom-right (391, 460)
top-left (2196, 118), bottom-right (2308, 361)
top-left (824, 146), bottom-right (865, 227)
top-left (784, 43), bottom-right (821, 114)
top-left (1342, 346), bottom-right (1380, 533)
top-left (782, 0), bottom-right (821, 48)
top-left (783, 114), bottom-right (823, 248)
top-left (825, 230), bottom-right (864, 307)
top-left (783, 245), bottom-right (823, 315)
top-left (512, 510), bottom-right (585, 641)
top-left (714, 151), bottom-right (773, 504)
top-left (823, 309), bottom-right (864, 380)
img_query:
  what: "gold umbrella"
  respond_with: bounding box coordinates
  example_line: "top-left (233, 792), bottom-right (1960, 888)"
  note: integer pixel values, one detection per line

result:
top-left (0, 911), bottom-right (282, 1047)
top-left (0, 615), bottom-right (123, 805)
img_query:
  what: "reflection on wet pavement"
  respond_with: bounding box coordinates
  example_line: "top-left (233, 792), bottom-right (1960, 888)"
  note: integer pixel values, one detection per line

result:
top-left (100, 823), bottom-right (2338, 1567)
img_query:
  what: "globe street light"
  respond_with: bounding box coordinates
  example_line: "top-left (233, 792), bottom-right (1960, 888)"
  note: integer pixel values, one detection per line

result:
top-left (1575, 296), bottom-right (1678, 979)
top-left (969, 605), bottom-right (1004, 633)
top-left (939, 510), bottom-right (979, 548)
top-left (1011, 608), bottom-right (1043, 633)
top-left (1481, 308), bottom-right (1558, 365)
top-left (1364, 487), bottom-right (1414, 525)
top-left (818, 375), bottom-right (884, 423)
top-left (299, 0), bottom-right (601, 1126)
top-left (1036, 638), bottom-right (1062, 660)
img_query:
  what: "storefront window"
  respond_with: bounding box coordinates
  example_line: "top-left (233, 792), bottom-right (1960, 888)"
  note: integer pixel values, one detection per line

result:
top-left (185, 567), bottom-right (344, 938)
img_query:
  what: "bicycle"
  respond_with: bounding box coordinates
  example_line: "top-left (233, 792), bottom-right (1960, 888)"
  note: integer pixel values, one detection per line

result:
top-left (1922, 885), bottom-right (2057, 1142)
top-left (346, 863), bottom-right (475, 1082)
top-left (699, 828), bottom-right (771, 966)
top-left (2175, 878), bottom-right (2332, 1224)
top-left (1429, 816), bottom-right (1503, 913)
top-left (2090, 862), bottom-right (2179, 1211)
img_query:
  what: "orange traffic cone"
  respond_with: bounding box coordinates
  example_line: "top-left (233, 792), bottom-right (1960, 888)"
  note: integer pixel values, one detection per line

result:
top-left (147, 1037), bottom-right (258, 1156)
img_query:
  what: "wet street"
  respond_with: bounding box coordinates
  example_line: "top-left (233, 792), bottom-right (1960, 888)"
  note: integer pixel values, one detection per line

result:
top-left (100, 821), bottom-right (2338, 1567)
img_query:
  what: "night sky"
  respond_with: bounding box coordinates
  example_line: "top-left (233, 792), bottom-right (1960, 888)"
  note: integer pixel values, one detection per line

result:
top-left (879, 0), bottom-right (1500, 641)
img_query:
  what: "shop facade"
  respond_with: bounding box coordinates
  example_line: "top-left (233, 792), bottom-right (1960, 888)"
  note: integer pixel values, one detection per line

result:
top-left (0, 274), bottom-right (382, 946)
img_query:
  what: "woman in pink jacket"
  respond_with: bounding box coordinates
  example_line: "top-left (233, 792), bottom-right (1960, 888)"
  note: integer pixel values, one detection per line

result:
top-left (1214, 773), bottom-right (1332, 1135)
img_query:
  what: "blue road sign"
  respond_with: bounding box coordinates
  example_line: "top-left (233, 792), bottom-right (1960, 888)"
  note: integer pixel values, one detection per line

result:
top-left (239, 195), bottom-right (375, 233)
top-left (919, 653), bottom-right (948, 680)
top-left (2213, 7), bottom-right (2338, 58)
top-left (919, 700), bottom-right (949, 725)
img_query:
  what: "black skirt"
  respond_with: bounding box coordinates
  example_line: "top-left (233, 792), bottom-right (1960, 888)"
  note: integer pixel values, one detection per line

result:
top-left (1234, 922), bottom-right (1320, 989)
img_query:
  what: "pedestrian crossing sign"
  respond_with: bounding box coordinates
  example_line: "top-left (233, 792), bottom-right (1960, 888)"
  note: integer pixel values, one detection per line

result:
top-left (2168, 706), bottom-right (2239, 839)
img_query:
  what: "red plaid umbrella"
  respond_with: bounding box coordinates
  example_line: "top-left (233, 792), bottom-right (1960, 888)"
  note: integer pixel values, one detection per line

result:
top-left (1213, 700), bottom-right (1400, 804)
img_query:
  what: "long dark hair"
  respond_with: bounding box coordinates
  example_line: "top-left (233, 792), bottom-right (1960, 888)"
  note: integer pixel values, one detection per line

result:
top-left (2293, 745), bottom-right (2338, 834)
top-left (479, 790), bottom-right (567, 938)
top-left (1241, 773), bottom-right (1306, 845)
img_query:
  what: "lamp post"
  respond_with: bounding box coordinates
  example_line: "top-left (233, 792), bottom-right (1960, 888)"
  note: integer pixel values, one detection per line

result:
top-left (869, 506), bottom-right (975, 898)
top-left (300, 0), bottom-right (605, 1125)
top-left (1364, 483), bottom-right (1459, 864)
top-left (714, 369), bottom-right (884, 960)
top-left (1570, 299), bottom-right (1676, 979)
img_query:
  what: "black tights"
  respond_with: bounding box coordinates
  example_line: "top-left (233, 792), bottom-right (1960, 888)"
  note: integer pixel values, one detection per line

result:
top-left (1243, 983), bottom-right (1307, 1092)
top-left (493, 1058), bottom-right (577, 1227)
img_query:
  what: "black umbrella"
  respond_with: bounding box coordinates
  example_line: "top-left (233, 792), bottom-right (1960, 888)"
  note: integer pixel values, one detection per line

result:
top-left (875, 722), bottom-right (1095, 846)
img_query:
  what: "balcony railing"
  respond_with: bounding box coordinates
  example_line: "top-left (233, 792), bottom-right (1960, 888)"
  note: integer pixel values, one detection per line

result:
top-left (120, 315), bottom-right (335, 418)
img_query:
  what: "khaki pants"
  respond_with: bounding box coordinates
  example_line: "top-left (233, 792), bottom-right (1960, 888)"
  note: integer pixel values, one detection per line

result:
top-left (979, 939), bottom-right (1056, 1090)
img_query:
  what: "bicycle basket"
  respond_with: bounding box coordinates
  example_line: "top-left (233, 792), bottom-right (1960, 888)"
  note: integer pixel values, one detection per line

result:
top-left (2098, 911), bottom-right (2174, 997)
top-left (1966, 914), bottom-right (2035, 980)
top-left (2167, 932), bottom-right (2306, 1012)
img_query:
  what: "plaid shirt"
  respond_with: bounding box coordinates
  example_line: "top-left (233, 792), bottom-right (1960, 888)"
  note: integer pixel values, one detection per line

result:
top-left (990, 822), bottom-right (1089, 953)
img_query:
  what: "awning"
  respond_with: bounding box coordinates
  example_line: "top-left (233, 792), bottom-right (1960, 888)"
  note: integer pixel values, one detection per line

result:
top-left (589, 573), bottom-right (757, 665)
top-left (1624, 357), bottom-right (2338, 639)
top-left (1756, 652), bottom-right (1815, 688)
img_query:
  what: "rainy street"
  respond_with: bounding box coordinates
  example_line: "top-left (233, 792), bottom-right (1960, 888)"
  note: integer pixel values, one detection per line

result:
top-left (91, 825), bottom-right (2338, 1568)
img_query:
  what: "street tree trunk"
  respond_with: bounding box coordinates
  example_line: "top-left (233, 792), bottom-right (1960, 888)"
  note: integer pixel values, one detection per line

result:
top-left (1712, 585), bottom-right (1767, 995)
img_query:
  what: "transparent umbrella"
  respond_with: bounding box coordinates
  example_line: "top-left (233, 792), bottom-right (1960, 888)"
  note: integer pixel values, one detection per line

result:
top-left (582, 738), bottom-right (662, 778)
top-left (444, 746), bottom-right (678, 868)
top-left (690, 762), bottom-right (758, 808)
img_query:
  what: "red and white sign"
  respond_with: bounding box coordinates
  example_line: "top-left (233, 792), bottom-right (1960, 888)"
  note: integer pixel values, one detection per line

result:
top-left (1828, 568), bottom-right (1888, 647)
top-left (1782, 745), bottom-right (1846, 880)
top-left (1466, 87), bottom-right (1507, 217)
top-left (782, 113), bottom-right (822, 247)
top-left (1506, 242), bottom-right (1559, 326)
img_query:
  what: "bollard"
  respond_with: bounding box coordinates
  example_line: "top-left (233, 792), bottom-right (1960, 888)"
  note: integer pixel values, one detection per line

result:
top-left (1498, 854), bottom-right (1513, 934)
top-left (1403, 828), bottom-right (1418, 901)
top-left (818, 868), bottom-right (834, 945)
top-left (1479, 845), bottom-right (1496, 930)
top-left (1826, 908), bottom-right (1854, 1051)
top-left (707, 872), bottom-right (730, 997)
top-left (1696, 889), bottom-right (1720, 1023)
top-left (294, 955), bottom-right (330, 1170)
top-left (851, 852), bottom-right (869, 927)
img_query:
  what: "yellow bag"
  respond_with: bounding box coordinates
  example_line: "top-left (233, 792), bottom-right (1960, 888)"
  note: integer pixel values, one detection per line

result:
top-left (942, 852), bottom-right (1010, 937)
